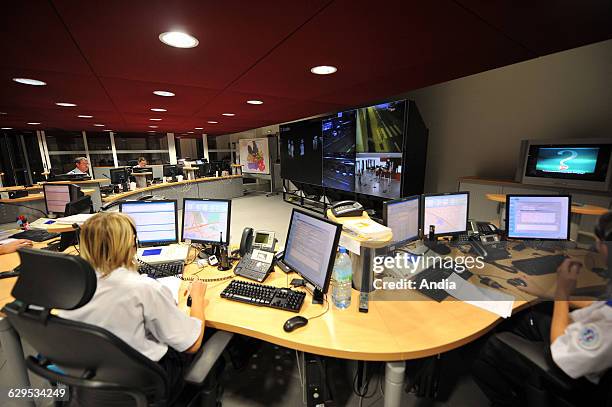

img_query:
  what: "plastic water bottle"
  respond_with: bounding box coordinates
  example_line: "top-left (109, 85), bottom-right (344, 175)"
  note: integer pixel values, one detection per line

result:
top-left (332, 247), bottom-right (352, 309)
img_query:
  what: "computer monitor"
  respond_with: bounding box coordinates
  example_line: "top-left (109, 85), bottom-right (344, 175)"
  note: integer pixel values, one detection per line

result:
top-left (383, 195), bottom-right (420, 245)
top-left (132, 166), bottom-right (151, 174)
top-left (64, 196), bottom-right (93, 216)
top-left (43, 184), bottom-right (71, 215)
top-left (282, 209), bottom-right (342, 303)
top-left (163, 164), bottom-right (181, 178)
top-left (181, 198), bottom-right (231, 245)
top-left (422, 191), bottom-right (469, 236)
top-left (119, 200), bottom-right (178, 247)
top-left (110, 167), bottom-right (128, 185)
top-left (505, 195), bottom-right (571, 240)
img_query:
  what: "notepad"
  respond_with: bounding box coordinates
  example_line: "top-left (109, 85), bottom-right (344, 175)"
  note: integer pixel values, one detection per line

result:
top-left (445, 273), bottom-right (515, 318)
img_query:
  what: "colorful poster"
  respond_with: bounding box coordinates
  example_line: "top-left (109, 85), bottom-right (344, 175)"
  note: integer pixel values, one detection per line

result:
top-left (239, 138), bottom-right (270, 174)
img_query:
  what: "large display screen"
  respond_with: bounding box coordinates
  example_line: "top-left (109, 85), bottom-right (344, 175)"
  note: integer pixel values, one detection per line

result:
top-left (279, 119), bottom-right (322, 185)
top-left (535, 147), bottom-right (599, 175)
top-left (322, 111), bottom-right (356, 192)
top-left (356, 101), bottom-right (405, 154)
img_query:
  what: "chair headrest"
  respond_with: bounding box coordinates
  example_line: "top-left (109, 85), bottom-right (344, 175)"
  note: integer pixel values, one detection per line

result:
top-left (12, 248), bottom-right (97, 310)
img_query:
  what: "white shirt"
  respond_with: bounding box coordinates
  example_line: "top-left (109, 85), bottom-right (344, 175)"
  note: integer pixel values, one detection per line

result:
top-left (58, 267), bottom-right (202, 361)
top-left (551, 301), bottom-right (612, 383)
top-left (67, 167), bottom-right (86, 175)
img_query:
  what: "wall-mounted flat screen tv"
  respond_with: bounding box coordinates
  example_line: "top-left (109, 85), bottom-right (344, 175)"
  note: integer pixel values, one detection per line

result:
top-left (322, 111), bottom-right (356, 192)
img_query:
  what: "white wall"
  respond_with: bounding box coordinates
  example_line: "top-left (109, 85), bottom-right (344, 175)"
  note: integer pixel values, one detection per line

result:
top-left (403, 39), bottom-right (612, 193)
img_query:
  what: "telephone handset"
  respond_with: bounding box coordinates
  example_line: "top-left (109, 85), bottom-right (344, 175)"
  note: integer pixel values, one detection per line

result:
top-left (468, 221), bottom-right (500, 236)
top-left (330, 200), bottom-right (365, 218)
top-left (235, 227), bottom-right (277, 283)
top-left (239, 227), bottom-right (277, 257)
top-left (239, 227), bottom-right (254, 257)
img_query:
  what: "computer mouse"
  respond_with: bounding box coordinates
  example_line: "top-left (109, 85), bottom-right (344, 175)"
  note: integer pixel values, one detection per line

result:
top-left (507, 278), bottom-right (527, 288)
top-left (283, 316), bottom-right (308, 332)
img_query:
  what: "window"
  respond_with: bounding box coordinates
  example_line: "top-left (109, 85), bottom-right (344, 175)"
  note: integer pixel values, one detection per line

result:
top-left (45, 131), bottom-right (85, 151)
top-left (86, 132), bottom-right (112, 151)
top-left (114, 133), bottom-right (168, 150)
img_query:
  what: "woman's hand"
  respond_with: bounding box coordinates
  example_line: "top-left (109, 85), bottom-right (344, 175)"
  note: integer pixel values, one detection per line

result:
top-left (0, 239), bottom-right (33, 255)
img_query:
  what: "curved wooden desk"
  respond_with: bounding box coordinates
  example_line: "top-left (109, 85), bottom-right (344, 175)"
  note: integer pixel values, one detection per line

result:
top-left (486, 193), bottom-right (608, 216)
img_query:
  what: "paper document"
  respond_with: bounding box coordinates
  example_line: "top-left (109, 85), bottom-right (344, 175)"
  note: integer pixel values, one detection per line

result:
top-left (339, 233), bottom-right (361, 255)
top-left (157, 276), bottom-right (183, 304)
top-left (56, 214), bottom-right (95, 225)
top-left (445, 273), bottom-right (515, 318)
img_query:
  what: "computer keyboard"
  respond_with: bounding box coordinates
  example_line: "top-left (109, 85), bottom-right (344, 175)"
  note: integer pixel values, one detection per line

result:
top-left (511, 254), bottom-right (567, 276)
top-left (220, 280), bottom-right (306, 312)
top-left (10, 229), bottom-right (60, 242)
top-left (410, 263), bottom-right (473, 302)
top-left (138, 261), bottom-right (184, 278)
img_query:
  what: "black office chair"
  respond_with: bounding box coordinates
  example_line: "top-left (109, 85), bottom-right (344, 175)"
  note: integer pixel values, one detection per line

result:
top-left (3, 248), bottom-right (233, 407)
top-left (495, 331), bottom-right (612, 407)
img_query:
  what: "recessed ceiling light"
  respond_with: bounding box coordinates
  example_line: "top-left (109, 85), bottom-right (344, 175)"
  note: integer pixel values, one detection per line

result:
top-left (78, 115), bottom-right (93, 118)
top-left (0, 112), bottom-right (7, 115)
top-left (195, 127), bottom-right (203, 130)
top-left (148, 130), bottom-right (156, 133)
top-left (27, 122), bottom-right (40, 125)
top-left (159, 31), bottom-right (199, 48)
top-left (1, 127), bottom-right (12, 130)
top-left (310, 65), bottom-right (338, 75)
top-left (221, 113), bottom-right (235, 116)
top-left (56, 102), bottom-right (77, 107)
top-left (207, 121), bottom-right (218, 124)
top-left (13, 78), bottom-right (46, 86)
top-left (187, 131), bottom-right (194, 134)
top-left (150, 108), bottom-right (167, 112)
top-left (153, 90), bottom-right (175, 97)
top-left (149, 125), bottom-right (158, 128)
top-left (104, 129), bottom-right (113, 132)
top-left (246, 100), bottom-right (263, 105)
top-left (150, 118), bottom-right (162, 121)
top-left (93, 124), bottom-right (104, 127)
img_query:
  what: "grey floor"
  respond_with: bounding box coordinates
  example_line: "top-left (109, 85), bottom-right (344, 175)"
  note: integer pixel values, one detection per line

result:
top-left (0, 193), bottom-right (491, 407)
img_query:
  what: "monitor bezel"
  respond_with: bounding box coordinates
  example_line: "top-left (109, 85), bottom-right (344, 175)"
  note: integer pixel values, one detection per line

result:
top-left (43, 183), bottom-right (71, 215)
top-left (282, 208), bottom-right (342, 294)
top-left (421, 191), bottom-right (470, 237)
top-left (181, 198), bottom-right (232, 245)
top-left (505, 194), bottom-right (572, 241)
top-left (383, 194), bottom-right (421, 245)
top-left (119, 199), bottom-right (179, 247)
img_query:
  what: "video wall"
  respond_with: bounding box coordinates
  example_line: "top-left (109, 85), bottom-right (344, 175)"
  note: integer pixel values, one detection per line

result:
top-left (280, 99), bottom-right (423, 199)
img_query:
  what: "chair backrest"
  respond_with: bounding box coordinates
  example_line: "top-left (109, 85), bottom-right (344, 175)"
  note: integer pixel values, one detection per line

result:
top-left (4, 248), bottom-right (169, 406)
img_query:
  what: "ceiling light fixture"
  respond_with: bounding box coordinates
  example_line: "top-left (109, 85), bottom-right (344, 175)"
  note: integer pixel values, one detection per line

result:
top-left (104, 129), bottom-right (113, 132)
top-left (150, 118), bottom-right (162, 121)
top-left (310, 65), bottom-right (338, 75)
top-left (207, 121), bottom-right (218, 124)
top-left (56, 102), bottom-right (77, 107)
top-left (195, 127), bottom-right (203, 130)
top-left (159, 31), bottom-right (199, 48)
top-left (153, 90), bottom-right (175, 97)
top-left (93, 124), bottom-right (104, 127)
top-left (1, 127), bottom-right (12, 130)
top-left (0, 112), bottom-right (7, 115)
top-left (246, 100), bottom-right (263, 105)
top-left (13, 78), bottom-right (46, 86)
top-left (221, 113), bottom-right (235, 116)
top-left (150, 108), bottom-right (167, 112)
top-left (27, 122), bottom-right (40, 125)
top-left (78, 115), bottom-right (93, 118)
top-left (187, 131), bottom-right (194, 134)
top-left (149, 125), bottom-right (158, 128)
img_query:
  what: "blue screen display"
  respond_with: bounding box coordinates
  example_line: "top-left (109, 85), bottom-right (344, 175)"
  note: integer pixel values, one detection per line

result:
top-left (535, 147), bottom-right (599, 175)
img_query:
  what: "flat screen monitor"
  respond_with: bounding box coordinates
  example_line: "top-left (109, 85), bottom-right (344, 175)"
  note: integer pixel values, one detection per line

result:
top-left (279, 118), bottom-right (323, 186)
top-left (506, 195), bottom-right (571, 240)
top-left (322, 110), bottom-right (356, 192)
top-left (120, 200), bottom-right (178, 247)
top-left (383, 195), bottom-right (420, 244)
top-left (181, 198), bottom-right (231, 245)
top-left (522, 138), bottom-right (612, 191)
top-left (282, 209), bottom-right (342, 294)
top-left (422, 192), bottom-right (469, 236)
top-left (110, 167), bottom-right (128, 184)
top-left (65, 196), bottom-right (93, 216)
top-left (43, 184), bottom-right (71, 215)
top-left (132, 166), bottom-right (151, 174)
top-left (356, 100), bottom-right (406, 154)
top-left (163, 164), bottom-right (181, 177)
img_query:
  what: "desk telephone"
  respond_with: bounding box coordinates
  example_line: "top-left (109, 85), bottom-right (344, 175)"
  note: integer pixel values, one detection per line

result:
top-left (330, 200), bottom-right (364, 217)
top-left (235, 228), bottom-right (277, 282)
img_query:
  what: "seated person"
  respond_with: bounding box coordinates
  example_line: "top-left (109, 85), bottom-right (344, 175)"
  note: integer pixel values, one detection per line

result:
top-left (67, 157), bottom-right (89, 175)
top-left (59, 212), bottom-right (207, 401)
top-left (472, 212), bottom-right (612, 406)
top-left (0, 239), bottom-right (33, 255)
top-left (134, 157), bottom-right (148, 168)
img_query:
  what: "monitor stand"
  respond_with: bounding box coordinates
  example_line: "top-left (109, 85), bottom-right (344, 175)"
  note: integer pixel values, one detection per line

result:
top-left (312, 288), bottom-right (324, 305)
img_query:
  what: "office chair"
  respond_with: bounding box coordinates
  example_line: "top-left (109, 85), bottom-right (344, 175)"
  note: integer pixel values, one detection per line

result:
top-left (2, 248), bottom-right (233, 407)
top-left (495, 331), bottom-right (611, 407)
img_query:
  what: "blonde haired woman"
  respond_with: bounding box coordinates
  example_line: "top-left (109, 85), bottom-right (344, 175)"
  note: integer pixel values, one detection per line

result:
top-left (59, 212), bottom-right (207, 400)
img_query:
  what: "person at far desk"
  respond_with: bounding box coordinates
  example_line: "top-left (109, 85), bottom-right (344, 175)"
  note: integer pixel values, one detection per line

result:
top-left (473, 212), bottom-right (612, 407)
top-left (66, 156), bottom-right (90, 175)
top-left (0, 239), bottom-right (32, 254)
top-left (134, 156), bottom-right (148, 168)
top-left (58, 212), bottom-right (208, 403)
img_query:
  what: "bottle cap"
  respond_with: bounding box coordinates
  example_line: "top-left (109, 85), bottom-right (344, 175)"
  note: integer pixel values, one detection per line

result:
top-left (338, 246), bottom-right (347, 254)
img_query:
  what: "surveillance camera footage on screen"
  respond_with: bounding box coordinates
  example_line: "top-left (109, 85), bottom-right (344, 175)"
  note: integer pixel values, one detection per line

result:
top-left (535, 147), bottom-right (599, 175)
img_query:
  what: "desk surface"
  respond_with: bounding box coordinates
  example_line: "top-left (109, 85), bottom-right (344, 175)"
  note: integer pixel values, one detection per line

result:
top-left (0, 240), bottom-right (606, 361)
top-left (485, 193), bottom-right (608, 216)
top-left (0, 188), bottom-right (95, 204)
top-left (45, 179), bottom-right (110, 185)
top-left (101, 175), bottom-right (242, 203)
